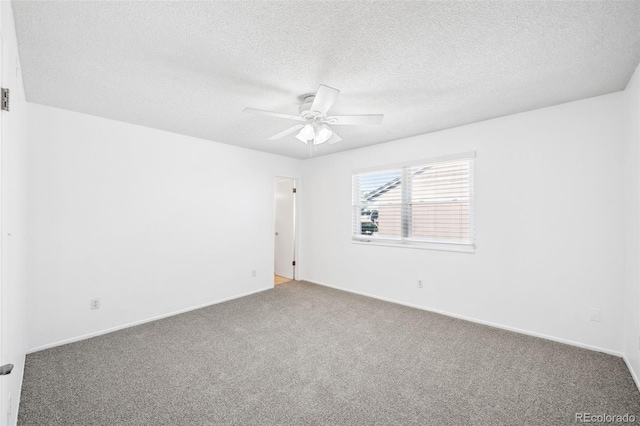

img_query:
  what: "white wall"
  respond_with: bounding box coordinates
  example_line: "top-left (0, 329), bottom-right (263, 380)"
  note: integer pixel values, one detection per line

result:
top-left (299, 93), bottom-right (625, 354)
top-left (1, 2), bottom-right (28, 425)
top-left (624, 64), bottom-right (640, 384)
top-left (26, 104), bottom-right (299, 351)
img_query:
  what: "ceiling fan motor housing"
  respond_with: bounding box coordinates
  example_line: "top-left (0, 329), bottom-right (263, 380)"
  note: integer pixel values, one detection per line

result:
top-left (299, 95), bottom-right (323, 120)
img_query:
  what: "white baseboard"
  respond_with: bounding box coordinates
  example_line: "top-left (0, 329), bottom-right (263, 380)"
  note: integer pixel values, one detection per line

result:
top-left (302, 277), bottom-right (623, 358)
top-left (623, 356), bottom-right (640, 392)
top-left (11, 355), bottom-right (25, 426)
top-left (26, 286), bottom-right (273, 354)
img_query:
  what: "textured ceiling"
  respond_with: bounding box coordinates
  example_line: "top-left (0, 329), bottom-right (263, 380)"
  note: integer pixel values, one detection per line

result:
top-left (12, 1), bottom-right (640, 159)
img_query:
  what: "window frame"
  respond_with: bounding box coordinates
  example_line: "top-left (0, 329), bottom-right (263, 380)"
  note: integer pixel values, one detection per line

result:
top-left (351, 152), bottom-right (476, 253)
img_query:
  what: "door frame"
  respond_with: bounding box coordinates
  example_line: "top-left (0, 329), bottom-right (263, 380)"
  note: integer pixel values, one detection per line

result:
top-left (0, 32), bottom-right (5, 424)
top-left (273, 176), bottom-right (298, 282)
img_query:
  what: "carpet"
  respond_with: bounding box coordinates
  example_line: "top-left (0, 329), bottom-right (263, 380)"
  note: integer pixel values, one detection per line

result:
top-left (18, 281), bottom-right (640, 425)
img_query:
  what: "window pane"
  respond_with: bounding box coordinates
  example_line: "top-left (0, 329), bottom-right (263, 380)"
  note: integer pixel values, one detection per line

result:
top-left (410, 161), bottom-right (470, 203)
top-left (355, 170), bottom-right (402, 205)
top-left (411, 202), bottom-right (470, 242)
top-left (354, 169), bottom-right (403, 238)
top-left (409, 160), bottom-right (472, 243)
top-left (359, 204), bottom-right (402, 238)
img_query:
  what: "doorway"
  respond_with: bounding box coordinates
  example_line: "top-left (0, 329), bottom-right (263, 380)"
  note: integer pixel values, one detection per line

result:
top-left (274, 177), bottom-right (296, 285)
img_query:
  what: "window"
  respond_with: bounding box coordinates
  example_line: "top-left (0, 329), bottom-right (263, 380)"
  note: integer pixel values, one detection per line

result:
top-left (352, 153), bottom-right (475, 252)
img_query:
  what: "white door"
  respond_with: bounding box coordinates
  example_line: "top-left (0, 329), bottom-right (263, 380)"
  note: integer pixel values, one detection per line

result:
top-left (274, 178), bottom-right (295, 279)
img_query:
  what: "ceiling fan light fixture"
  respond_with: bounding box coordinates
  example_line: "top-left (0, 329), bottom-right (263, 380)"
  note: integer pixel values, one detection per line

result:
top-left (295, 123), bottom-right (315, 143)
top-left (314, 124), bottom-right (333, 145)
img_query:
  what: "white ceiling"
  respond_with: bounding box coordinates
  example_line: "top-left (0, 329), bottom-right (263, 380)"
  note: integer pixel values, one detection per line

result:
top-left (12, 1), bottom-right (640, 159)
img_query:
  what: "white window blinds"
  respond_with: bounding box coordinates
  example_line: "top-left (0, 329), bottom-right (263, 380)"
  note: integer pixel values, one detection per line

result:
top-left (352, 154), bottom-right (475, 249)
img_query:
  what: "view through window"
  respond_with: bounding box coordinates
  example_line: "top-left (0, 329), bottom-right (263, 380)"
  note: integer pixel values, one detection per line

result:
top-left (352, 154), bottom-right (475, 249)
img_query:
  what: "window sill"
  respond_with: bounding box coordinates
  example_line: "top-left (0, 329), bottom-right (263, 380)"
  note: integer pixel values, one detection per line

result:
top-left (351, 238), bottom-right (475, 253)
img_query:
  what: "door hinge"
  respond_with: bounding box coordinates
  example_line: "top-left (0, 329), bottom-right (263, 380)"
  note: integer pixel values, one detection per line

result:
top-left (1, 88), bottom-right (9, 112)
top-left (292, 260), bottom-right (296, 266)
top-left (292, 187), bottom-right (297, 193)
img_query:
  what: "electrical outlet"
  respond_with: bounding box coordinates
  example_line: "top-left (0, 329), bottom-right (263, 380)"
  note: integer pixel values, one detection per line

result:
top-left (588, 308), bottom-right (601, 322)
top-left (251, 269), bottom-right (256, 277)
top-left (90, 299), bottom-right (100, 310)
top-left (417, 280), bottom-right (423, 288)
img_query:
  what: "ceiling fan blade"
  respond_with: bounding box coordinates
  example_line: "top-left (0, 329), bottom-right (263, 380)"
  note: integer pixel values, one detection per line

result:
top-left (267, 124), bottom-right (305, 140)
top-left (310, 85), bottom-right (340, 115)
top-left (243, 107), bottom-right (306, 122)
top-left (324, 114), bottom-right (384, 125)
top-left (328, 133), bottom-right (342, 144)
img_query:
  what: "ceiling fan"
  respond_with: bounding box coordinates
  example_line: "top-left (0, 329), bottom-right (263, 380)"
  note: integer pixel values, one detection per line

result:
top-left (243, 85), bottom-right (383, 145)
